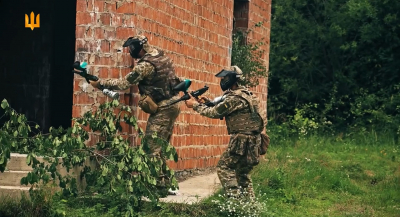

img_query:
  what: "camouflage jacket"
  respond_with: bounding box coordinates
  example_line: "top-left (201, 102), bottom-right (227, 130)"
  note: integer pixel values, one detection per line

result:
top-left (192, 86), bottom-right (266, 165)
top-left (99, 48), bottom-right (180, 106)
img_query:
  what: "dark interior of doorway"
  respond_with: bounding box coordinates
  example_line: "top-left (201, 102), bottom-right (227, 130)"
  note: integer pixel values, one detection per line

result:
top-left (0, 0), bottom-right (76, 133)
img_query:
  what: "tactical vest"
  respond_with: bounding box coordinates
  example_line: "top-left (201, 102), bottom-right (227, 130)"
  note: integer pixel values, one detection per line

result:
top-left (224, 88), bottom-right (265, 135)
top-left (137, 49), bottom-right (181, 103)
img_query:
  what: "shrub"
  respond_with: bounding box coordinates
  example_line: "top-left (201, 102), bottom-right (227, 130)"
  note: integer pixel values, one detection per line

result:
top-left (0, 98), bottom-right (179, 215)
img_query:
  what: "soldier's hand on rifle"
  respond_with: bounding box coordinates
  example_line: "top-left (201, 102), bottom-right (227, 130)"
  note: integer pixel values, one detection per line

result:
top-left (184, 95), bottom-right (198, 108)
top-left (89, 80), bottom-right (101, 89)
top-left (197, 96), bottom-right (210, 104)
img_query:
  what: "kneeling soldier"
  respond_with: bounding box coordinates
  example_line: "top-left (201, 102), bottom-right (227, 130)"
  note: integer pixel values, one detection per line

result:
top-left (184, 66), bottom-right (266, 198)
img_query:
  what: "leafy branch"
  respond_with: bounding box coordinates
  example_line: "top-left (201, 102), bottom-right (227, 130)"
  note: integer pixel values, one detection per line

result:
top-left (0, 98), bottom-right (179, 214)
top-left (231, 21), bottom-right (268, 87)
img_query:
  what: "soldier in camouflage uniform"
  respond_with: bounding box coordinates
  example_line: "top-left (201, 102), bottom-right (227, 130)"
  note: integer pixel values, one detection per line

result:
top-left (184, 66), bottom-right (266, 198)
top-left (89, 35), bottom-right (182, 196)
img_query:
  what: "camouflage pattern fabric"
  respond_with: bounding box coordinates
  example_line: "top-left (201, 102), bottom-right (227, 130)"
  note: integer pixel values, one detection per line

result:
top-left (216, 135), bottom-right (260, 198)
top-left (97, 42), bottom-right (181, 194)
top-left (100, 60), bottom-right (156, 90)
top-left (224, 89), bottom-right (265, 134)
top-left (145, 102), bottom-right (180, 190)
top-left (192, 86), bottom-right (264, 198)
top-left (137, 48), bottom-right (181, 103)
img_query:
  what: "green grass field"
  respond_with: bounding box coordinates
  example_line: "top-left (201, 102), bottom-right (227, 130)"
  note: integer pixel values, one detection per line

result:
top-left (250, 134), bottom-right (400, 217)
top-left (1, 133), bottom-right (399, 217)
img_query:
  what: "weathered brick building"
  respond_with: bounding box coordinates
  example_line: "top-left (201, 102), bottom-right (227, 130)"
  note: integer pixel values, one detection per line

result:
top-left (0, 0), bottom-right (270, 173)
top-left (73, 0), bottom-right (271, 172)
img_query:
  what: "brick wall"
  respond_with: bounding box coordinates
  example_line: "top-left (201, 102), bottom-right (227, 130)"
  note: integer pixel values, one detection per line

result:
top-left (244, 0), bottom-right (271, 116)
top-left (73, 0), bottom-right (271, 172)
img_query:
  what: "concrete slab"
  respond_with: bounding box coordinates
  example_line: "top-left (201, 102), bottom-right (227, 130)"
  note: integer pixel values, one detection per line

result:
top-left (5, 153), bottom-right (33, 171)
top-left (0, 186), bottom-right (30, 199)
top-left (160, 172), bottom-right (221, 204)
top-left (0, 171), bottom-right (30, 186)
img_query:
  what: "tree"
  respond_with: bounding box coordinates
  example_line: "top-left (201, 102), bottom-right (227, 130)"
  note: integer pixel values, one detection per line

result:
top-left (268, 0), bottom-right (400, 132)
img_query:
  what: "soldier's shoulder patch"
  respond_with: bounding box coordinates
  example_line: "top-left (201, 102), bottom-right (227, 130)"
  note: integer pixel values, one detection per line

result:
top-left (216, 101), bottom-right (231, 114)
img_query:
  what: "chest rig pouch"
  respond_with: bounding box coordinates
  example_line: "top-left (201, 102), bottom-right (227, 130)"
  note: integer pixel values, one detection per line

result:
top-left (138, 94), bottom-right (158, 114)
top-left (136, 49), bottom-right (180, 114)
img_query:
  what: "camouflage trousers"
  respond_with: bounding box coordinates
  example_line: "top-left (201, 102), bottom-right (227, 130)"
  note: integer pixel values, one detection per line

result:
top-left (216, 134), bottom-right (261, 198)
top-left (143, 102), bottom-right (180, 189)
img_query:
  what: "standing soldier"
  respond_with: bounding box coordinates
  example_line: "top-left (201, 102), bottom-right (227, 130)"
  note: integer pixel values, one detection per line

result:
top-left (89, 35), bottom-right (182, 196)
top-left (184, 66), bottom-right (266, 198)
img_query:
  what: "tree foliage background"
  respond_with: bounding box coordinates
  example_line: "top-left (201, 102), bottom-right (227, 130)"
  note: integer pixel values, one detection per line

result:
top-left (268, 0), bottom-right (400, 135)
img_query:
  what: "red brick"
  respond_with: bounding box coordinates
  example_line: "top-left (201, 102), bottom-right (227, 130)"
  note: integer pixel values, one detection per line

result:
top-left (116, 27), bottom-right (136, 39)
top-left (104, 2), bottom-right (116, 13)
top-left (93, 27), bottom-right (105, 39)
top-left (87, 0), bottom-right (94, 12)
top-left (94, 0), bottom-right (105, 12)
top-left (74, 92), bottom-right (95, 105)
top-left (159, 14), bottom-right (171, 26)
top-left (98, 67), bottom-right (109, 78)
top-left (76, 12), bottom-right (93, 25)
top-left (123, 93), bottom-right (131, 106)
top-left (116, 2), bottom-right (136, 13)
top-left (73, 79), bottom-right (82, 92)
top-left (95, 56), bottom-right (114, 66)
top-left (111, 14), bottom-right (124, 27)
top-left (75, 39), bottom-right (87, 52)
top-left (76, 26), bottom-right (86, 39)
top-left (101, 40), bottom-right (111, 53)
top-left (123, 15), bottom-right (138, 28)
top-left (96, 94), bottom-right (107, 104)
top-left (72, 105), bottom-right (81, 118)
top-left (86, 27), bottom-right (93, 38)
top-left (120, 122), bottom-right (132, 134)
top-left (100, 13), bottom-right (111, 25)
top-left (110, 68), bottom-right (120, 78)
top-left (76, 0), bottom-right (87, 12)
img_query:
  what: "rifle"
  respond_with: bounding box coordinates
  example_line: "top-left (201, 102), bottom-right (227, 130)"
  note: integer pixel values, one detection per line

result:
top-left (72, 61), bottom-right (120, 100)
top-left (167, 79), bottom-right (213, 106)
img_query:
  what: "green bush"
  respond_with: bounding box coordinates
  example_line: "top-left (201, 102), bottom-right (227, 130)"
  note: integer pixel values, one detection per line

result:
top-left (268, 0), bottom-right (400, 134)
top-left (231, 22), bottom-right (268, 88)
top-left (0, 190), bottom-right (54, 217)
top-left (0, 98), bottom-right (179, 215)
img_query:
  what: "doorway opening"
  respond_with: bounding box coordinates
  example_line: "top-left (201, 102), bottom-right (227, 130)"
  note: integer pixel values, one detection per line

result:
top-left (233, 0), bottom-right (250, 33)
top-left (0, 0), bottom-right (76, 133)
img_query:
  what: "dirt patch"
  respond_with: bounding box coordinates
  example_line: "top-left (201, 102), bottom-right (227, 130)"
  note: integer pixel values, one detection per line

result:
top-left (174, 167), bottom-right (217, 182)
top-left (364, 170), bottom-right (375, 177)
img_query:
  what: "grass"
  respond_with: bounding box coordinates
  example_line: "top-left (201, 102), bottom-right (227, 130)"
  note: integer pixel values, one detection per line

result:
top-left (250, 133), bottom-right (400, 217)
top-left (1, 132), bottom-right (399, 217)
